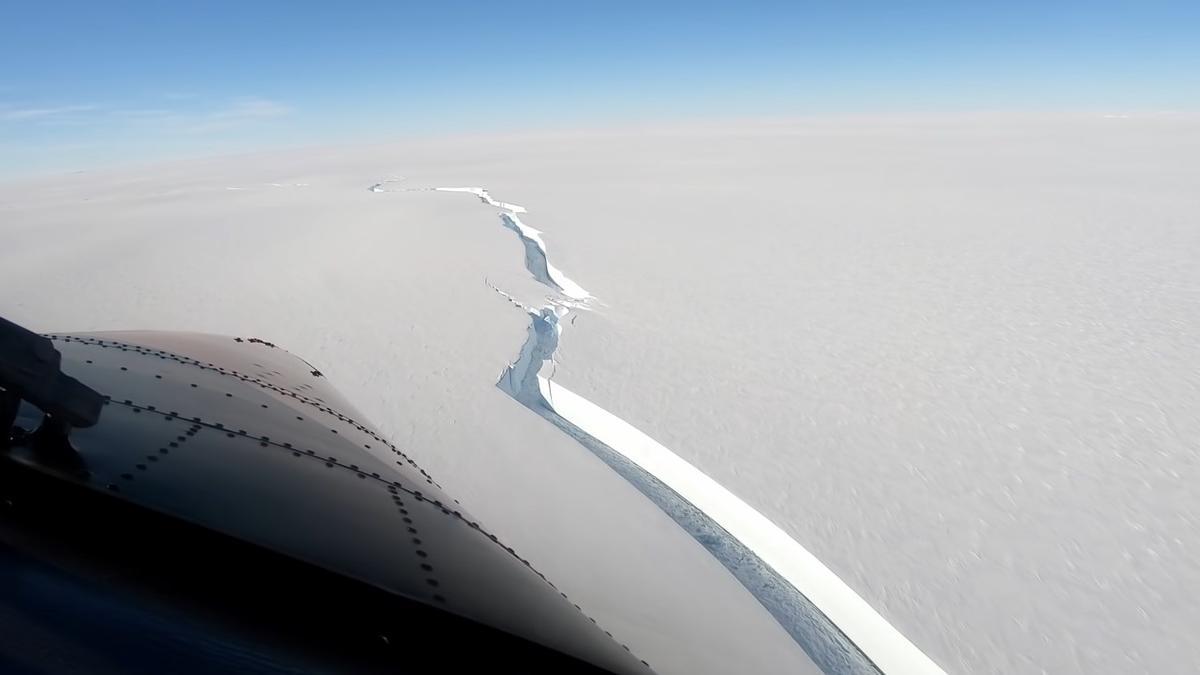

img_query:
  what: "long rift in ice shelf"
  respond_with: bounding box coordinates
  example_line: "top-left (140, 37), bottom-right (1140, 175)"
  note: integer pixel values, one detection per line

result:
top-left (373, 181), bottom-right (946, 675)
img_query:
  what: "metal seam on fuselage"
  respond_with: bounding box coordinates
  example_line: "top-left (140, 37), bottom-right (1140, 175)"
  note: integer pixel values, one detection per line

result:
top-left (93, 397), bottom-right (637, 662)
top-left (45, 334), bottom-right (441, 487)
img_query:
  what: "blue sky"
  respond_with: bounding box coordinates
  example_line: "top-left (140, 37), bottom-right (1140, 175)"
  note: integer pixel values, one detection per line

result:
top-left (2, 0), bottom-right (1197, 176)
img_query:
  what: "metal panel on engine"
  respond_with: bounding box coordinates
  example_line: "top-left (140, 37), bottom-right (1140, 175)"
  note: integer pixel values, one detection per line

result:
top-left (8, 330), bottom-right (649, 674)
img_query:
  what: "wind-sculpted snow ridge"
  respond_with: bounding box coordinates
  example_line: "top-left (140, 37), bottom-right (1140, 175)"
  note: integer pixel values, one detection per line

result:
top-left (385, 182), bottom-right (945, 675)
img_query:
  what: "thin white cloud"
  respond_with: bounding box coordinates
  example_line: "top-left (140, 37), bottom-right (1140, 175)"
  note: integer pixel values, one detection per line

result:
top-left (0, 97), bottom-right (292, 135)
top-left (185, 97), bottom-right (292, 133)
top-left (0, 104), bottom-right (99, 122)
top-left (213, 97), bottom-right (291, 120)
top-left (112, 108), bottom-right (175, 119)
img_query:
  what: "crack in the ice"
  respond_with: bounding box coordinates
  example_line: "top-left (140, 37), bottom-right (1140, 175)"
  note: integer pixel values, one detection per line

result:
top-left (441, 188), bottom-right (887, 673)
top-left (433, 187), bottom-right (589, 302)
top-left (498, 212), bottom-right (593, 301)
top-left (435, 186), bottom-right (528, 213)
top-left (497, 304), bottom-right (567, 406)
top-left (484, 279), bottom-right (536, 314)
top-left (226, 182), bottom-right (310, 191)
top-left (375, 181), bottom-right (943, 675)
top-left (368, 176), bottom-right (406, 193)
top-left (426, 185), bottom-right (589, 399)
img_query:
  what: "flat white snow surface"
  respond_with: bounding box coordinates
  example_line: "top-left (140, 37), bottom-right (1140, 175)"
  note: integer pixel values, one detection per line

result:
top-left (3, 113), bottom-right (1200, 674)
